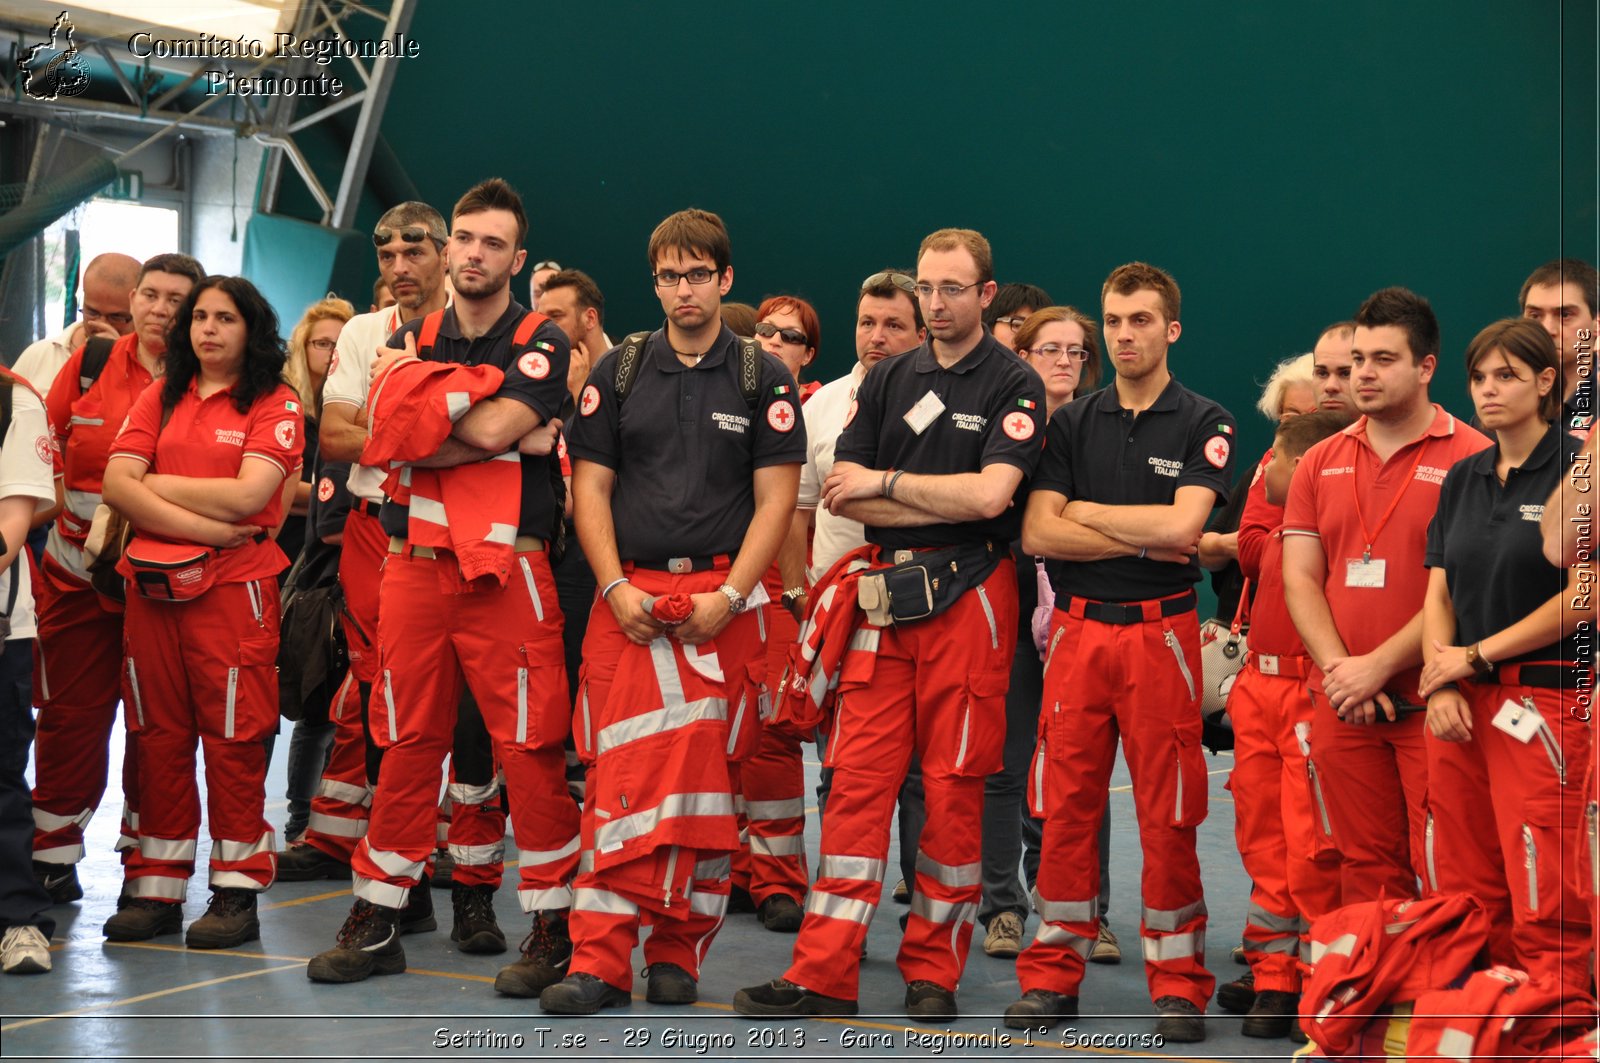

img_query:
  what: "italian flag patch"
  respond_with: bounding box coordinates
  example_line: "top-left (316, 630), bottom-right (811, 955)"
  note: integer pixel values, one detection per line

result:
top-left (285, 400), bottom-right (300, 413)
top-left (773, 384), bottom-right (792, 396)
top-left (1017, 398), bottom-right (1037, 410)
top-left (1217, 423), bottom-right (1233, 434)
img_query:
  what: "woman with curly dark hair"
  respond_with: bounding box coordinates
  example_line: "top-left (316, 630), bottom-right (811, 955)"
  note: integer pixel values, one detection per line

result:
top-left (99, 276), bottom-right (304, 949)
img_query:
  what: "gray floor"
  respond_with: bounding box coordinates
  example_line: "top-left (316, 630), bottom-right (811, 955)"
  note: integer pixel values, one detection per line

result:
top-left (2, 718), bottom-right (1298, 1062)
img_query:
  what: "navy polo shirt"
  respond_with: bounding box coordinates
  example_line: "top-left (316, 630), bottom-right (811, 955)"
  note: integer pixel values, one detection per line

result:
top-left (378, 300), bottom-right (571, 540)
top-left (833, 334), bottom-right (1046, 550)
top-left (1424, 425), bottom-right (1581, 664)
top-left (309, 458), bottom-right (353, 549)
top-left (1035, 376), bottom-right (1236, 602)
top-left (566, 324), bottom-right (805, 562)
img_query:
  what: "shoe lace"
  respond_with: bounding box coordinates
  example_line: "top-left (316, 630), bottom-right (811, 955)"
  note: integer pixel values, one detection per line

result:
top-left (208, 889), bottom-right (253, 917)
top-left (518, 914), bottom-right (564, 960)
top-left (336, 900), bottom-right (380, 948)
top-left (458, 886), bottom-right (495, 925)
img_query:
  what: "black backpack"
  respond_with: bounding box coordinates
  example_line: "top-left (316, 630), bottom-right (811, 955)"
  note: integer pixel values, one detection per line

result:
top-left (613, 330), bottom-right (763, 410)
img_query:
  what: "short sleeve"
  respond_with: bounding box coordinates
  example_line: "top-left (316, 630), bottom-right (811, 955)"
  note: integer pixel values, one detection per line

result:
top-left (0, 384), bottom-right (58, 506)
top-left (565, 350), bottom-right (623, 470)
top-left (492, 318), bottom-right (571, 425)
top-left (1029, 407), bottom-right (1076, 498)
top-left (751, 353), bottom-right (806, 469)
top-left (242, 385), bottom-right (305, 478)
top-left (323, 314), bottom-right (387, 407)
top-left (797, 445), bottom-right (821, 509)
top-left (979, 364), bottom-right (1046, 475)
top-left (312, 460), bottom-right (353, 540)
top-left (107, 379), bottom-right (167, 466)
top-left (1236, 456), bottom-right (1280, 581)
top-left (44, 345), bottom-right (86, 443)
top-left (832, 362), bottom-right (884, 469)
top-left (1423, 468), bottom-right (1459, 569)
top-left (1178, 406), bottom-right (1237, 499)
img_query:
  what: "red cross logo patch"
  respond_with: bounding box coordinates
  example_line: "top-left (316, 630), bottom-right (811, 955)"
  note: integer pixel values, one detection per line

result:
top-left (274, 419), bottom-right (297, 449)
top-left (580, 384), bottom-right (601, 417)
top-left (317, 477), bottom-right (335, 502)
top-left (1002, 411), bottom-right (1035, 441)
top-left (843, 399), bottom-right (858, 429)
top-left (518, 351), bottom-right (551, 380)
top-left (768, 400), bottom-right (796, 433)
top-left (1204, 434), bottom-right (1230, 469)
top-left (34, 435), bottom-right (51, 464)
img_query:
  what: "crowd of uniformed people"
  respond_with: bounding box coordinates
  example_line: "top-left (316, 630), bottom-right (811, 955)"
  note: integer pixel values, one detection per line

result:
top-left (0, 178), bottom-right (1595, 1047)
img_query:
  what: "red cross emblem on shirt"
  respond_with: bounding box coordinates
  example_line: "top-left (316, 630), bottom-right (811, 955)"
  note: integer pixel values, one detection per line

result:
top-left (768, 400), bottom-right (796, 432)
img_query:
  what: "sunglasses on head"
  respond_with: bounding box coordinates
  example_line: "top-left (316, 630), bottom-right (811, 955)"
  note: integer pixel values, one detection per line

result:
top-left (372, 225), bottom-right (443, 249)
top-left (532, 260), bottom-right (562, 272)
top-left (754, 321), bottom-right (809, 345)
top-left (861, 270), bottom-right (917, 294)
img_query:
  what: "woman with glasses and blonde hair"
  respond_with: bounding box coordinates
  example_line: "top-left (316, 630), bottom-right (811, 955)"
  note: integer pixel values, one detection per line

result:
top-left (979, 306), bottom-right (1119, 964)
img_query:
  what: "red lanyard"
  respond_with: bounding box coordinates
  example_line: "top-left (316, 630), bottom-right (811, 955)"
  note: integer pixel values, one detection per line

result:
top-left (1350, 439), bottom-right (1428, 563)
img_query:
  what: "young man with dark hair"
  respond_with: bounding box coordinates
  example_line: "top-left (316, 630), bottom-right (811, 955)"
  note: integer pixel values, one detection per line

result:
top-left (737, 228), bottom-right (1044, 1022)
top-left (985, 282), bottom-right (1053, 351)
top-left (543, 207), bottom-right (803, 1014)
top-left (1520, 258), bottom-right (1599, 433)
top-left (307, 179), bottom-right (579, 993)
top-left (537, 269), bottom-right (611, 408)
top-left (1008, 261), bottom-right (1231, 1043)
top-left (1282, 286), bottom-right (1489, 908)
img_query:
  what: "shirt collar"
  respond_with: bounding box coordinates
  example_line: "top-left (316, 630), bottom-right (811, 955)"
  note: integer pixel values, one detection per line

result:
top-left (650, 323), bottom-right (737, 374)
top-left (912, 333), bottom-right (998, 375)
top-left (1342, 404), bottom-right (1458, 446)
top-left (1465, 423), bottom-right (1563, 478)
top-left (1093, 374), bottom-right (1184, 414)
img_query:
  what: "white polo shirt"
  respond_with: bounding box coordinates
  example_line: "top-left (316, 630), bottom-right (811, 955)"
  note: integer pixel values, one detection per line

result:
top-left (11, 325), bottom-right (82, 396)
top-left (797, 361), bottom-right (870, 582)
top-left (321, 306), bottom-right (405, 502)
top-left (0, 383), bottom-right (59, 640)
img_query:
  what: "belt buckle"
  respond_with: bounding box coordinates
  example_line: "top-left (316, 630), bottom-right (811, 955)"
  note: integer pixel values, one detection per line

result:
top-left (667, 557), bottom-right (692, 574)
top-left (1259, 654), bottom-right (1280, 676)
top-left (892, 549), bottom-right (915, 564)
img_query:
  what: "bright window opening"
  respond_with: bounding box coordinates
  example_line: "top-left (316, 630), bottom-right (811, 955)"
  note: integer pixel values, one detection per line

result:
top-left (41, 199), bottom-right (181, 331)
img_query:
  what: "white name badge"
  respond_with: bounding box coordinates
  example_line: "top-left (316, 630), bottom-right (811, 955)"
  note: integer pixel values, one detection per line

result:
top-left (1344, 558), bottom-right (1387, 588)
top-left (1492, 698), bottom-right (1541, 744)
top-left (903, 390), bottom-right (946, 435)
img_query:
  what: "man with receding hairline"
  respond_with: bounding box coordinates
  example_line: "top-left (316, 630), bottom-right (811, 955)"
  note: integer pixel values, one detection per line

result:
top-left (13, 253), bottom-right (141, 394)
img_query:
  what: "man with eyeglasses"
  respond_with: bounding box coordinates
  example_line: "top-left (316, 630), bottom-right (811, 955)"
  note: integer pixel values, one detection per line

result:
top-left (985, 282), bottom-right (1053, 353)
top-left (13, 253), bottom-right (141, 395)
top-left (1010, 262), bottom-right (1232, 1043)
top-left (545, 207), bottom-right (804, 1014)
top-left (737, 228), bottom-right (1043, 1022)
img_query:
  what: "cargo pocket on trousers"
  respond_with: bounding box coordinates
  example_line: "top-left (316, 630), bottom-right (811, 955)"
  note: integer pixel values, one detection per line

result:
top-left (1520, 794), bottom-right (1573, 922)
top-left (573, 668), bottom-right (597, 766)
top-left (951, 669), bottom-right (1009, 777)
top-left (213, 635), bottom-right (279, 742)
top-left (1171, 729), bottom-right (1208, 828)
top-left (726, 663), bottom-right (767, 763)
top-left (510, 642), bottom-right (567, 751)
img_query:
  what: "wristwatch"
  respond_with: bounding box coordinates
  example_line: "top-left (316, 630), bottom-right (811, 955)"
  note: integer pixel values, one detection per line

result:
top-left (717, 583), bottom-right (747, 614)
top-left (1465, 642), bottom-right (1494, 676)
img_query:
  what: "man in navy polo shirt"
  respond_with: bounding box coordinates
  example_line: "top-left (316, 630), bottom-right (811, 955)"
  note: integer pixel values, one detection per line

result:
top-left (735, 227), bottom-right (1044, 1022)
top-left (1009, 261), bottom-right (1233, 1043)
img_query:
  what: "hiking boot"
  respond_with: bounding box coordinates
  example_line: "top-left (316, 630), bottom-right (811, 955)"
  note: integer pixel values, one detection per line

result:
top-left (905, 980), bottom-right (957, 1022)
top-left (1, 926), bottom-right (52, 974)
top-left (185, 888), bottom-right (260, 949)
top-left (32, 861), bottom-right (82, 904)
top-left (1004, 989), bottom-right (1078, 1030)
top-left (398, 875), bottom-right (436, 935)
top-left (430, 848), bottom-right (454, 889)
top-left (493, 912), bottom-right (571, 997)
top-left (306, 900), bottom-right (405, 983)
top-left (983, 911), bottom-right (1025, 958)
top-left (1217, 968), bottom-right (1256, 1013)
top-left (758, 894), bottom-right (803, 933)
top-left (450, 883), bottom-right (505, 954)
top-left (1241, 989), bottom-right (1299, 1039)
top-left (733, 977), bottom-right (858, 1017)
top-left (1154, 996), bottom-right (1207, 1043)
top-left (891, 878), bottom-right (910, 904)
top-left (275, 841), bottom-right (349, 882)
top-left (539, 972), bottom-right (631, 1014)
top-left (1089, 918), bottom-right (1122, 964)
top-left (104, 898), bottom-right (182, 941)
top-left (645, 961), bottom-right (697, 1005)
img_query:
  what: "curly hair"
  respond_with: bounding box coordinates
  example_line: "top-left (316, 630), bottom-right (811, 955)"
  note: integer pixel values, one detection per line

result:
top-left (163, 276), bottom-right (287, 414)
top-left (284, 296), bottom-right (355, 422)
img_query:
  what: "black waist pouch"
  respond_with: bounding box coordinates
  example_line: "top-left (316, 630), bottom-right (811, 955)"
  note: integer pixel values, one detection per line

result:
top-left (858, 540), bottom-right (1003, 625)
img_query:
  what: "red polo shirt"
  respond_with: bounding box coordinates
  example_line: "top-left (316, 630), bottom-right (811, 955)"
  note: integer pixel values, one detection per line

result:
top-left (110, 378), bottom-right (304, 583)
top-left (1282, 404), bottom-right (1490, 693)
top-left (1236, 447), bottom-right (1305, 658)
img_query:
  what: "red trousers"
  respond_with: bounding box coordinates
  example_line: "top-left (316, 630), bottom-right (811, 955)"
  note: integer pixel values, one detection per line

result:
top-left (1016, 596), bottom-right (1214, 1008)
top-left (568, 565), bottom-right (764, 992)
top-left (730, 604), bottom-right (809, 905)
top-left (121, 579), bottom-right (280, 898)
top-left (30, 556), bottom-right (140, 863)
top-left (1427, 678), bottom-right (1592, 989)
top-left (351, 545), bottom-right (576, 913)
top-left (1308, 684), bottom-right (1428, 903)
top-left (786, 559), bottom-right (1015, 1000)
top-left (301, 673), bottom-right (370, 860)
top-left (1226, 659), bottom-right (1342, 992)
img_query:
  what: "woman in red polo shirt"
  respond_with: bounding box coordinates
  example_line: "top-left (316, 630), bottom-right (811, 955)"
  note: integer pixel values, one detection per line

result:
top-left (99, 276), bottom-right (303, 949)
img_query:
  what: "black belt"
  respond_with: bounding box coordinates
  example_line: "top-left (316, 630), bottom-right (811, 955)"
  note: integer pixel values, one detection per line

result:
top-left (1491, 662), bottom-right (1581, 689)
top-left (631, 553), bottom-right (732, 574)
top-left (1062, 590), bottom-right (1196, 626)
top-left (351, 498), bottom-right (381, 519)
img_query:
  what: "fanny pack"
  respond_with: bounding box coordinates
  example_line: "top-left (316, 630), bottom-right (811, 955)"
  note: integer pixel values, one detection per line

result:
top-left (124, 537), bottom-right (223, 601)
top-left (857, 540), bottom-right (1002, 626)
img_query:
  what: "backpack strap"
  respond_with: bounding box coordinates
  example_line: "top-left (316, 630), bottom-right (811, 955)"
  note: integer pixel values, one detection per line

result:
top-left (738, 336), bottom-right (762, 412)
top-left (613, 331), bottom-right (653, 403)
top-left (512, 310), bottom-right (549, 348)
top-left (78, 335), bottom-right (116, 394)
top-left (416, 310), bottom-right (446, 358)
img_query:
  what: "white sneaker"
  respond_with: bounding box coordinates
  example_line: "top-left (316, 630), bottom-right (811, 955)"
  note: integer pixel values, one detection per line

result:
top-left (1, 925), bottom-right (52, 974)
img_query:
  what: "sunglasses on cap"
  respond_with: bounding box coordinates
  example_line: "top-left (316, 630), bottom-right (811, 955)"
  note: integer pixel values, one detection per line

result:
top-left (861, 270), bottom-right (917, 294)
top-left (754, 321), bottom-right (809, 346)
top-left (372, 225), bottom-right (444, 249)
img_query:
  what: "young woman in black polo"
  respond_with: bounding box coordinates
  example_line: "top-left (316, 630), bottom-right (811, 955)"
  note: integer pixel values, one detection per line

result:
top-left (1419, 316), bottom-right (1592, 990)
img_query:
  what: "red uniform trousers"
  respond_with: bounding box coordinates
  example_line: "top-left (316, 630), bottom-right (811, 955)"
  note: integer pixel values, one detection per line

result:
top-left (121, 579), bottom-right (280, 899)
top-left (1426, 675), bottom-right (1592, 989)
top-left (1016, 595), bottom-right (1214, 1008)
top-left (1308, 683), bottom-right (1428, 903)
top-left (568, 565), bottom-right (763, 992)
top-left (730, 602), bottom-right (809, 905)
top-left (439, 690), bottom-right (506, 889)
top-left (1226, 657), bottom-right (1343, 993)
top-left (351, 544), bottom-right (576, 913)
top-left (30, 556), bottom-right (141, 864)
top-left (786, 559), bottom-right (1015, 1000)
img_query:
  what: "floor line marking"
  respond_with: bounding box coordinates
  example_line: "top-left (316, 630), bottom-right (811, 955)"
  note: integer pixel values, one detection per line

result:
top-left (260, 888), bottom-right (349, 910)
top-left (1, 961), bottom-right (303, 1032)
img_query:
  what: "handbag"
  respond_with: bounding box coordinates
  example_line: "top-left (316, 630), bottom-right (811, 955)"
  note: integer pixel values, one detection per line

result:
top-left (1197, 576), bottom-right (1249, 752)
top-left (84, 503), bottom-right (133, 602)
top-left (277, 538), bottom-right (348, 723)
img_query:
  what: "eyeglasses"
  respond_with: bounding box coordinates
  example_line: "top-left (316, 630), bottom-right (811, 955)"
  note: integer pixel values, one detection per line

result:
top-left (754, 322), bottom-right (808, 345)
top-left (653, 268), bottom-right (720, 288)
top-left (532, 260), bottom-right (562, 272)
top-left (1025, 344), bottom-right (1090, 364)
top-left (914, 281), bottom-right (983, 301)
top-left (861, 270), bottom-right (916, 295)
top-left (993, 315), bottom-right (1028, 331)
top-left (307, 338), bottom-right (338, 352)
top-left (81, 305), bottom-right (133, 328)
top-left (372, 225), bottom-right (444, 249)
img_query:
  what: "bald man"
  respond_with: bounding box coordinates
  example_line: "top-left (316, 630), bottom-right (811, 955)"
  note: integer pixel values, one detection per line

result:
top-left (13, 253), bottom-right (141, 394)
